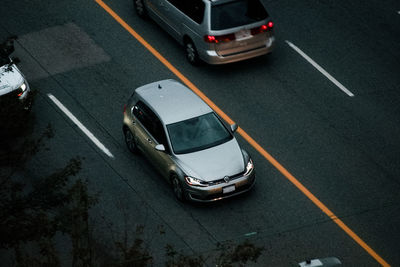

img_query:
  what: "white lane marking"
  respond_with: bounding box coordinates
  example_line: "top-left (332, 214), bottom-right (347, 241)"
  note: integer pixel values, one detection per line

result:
top-left (48, 93), bottom-right (114, 158)
top-left (244, 232), bottom-right (257, 237)
top-left (285, 40), bottom-right (355, 97)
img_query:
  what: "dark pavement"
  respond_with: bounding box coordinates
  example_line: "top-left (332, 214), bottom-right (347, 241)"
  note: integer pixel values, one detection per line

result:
top-left (1, 0), bottom-right (399, 265)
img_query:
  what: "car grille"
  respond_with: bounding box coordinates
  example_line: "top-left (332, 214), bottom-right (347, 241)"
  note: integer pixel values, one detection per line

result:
top-left (208, 170), bottom-right (245, 186)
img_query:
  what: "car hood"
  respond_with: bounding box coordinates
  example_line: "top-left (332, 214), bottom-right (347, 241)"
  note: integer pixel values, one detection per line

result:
top-left (0, 64), bottom-right (24, 96)
top-left (175, 138), bottom-right (245, 182)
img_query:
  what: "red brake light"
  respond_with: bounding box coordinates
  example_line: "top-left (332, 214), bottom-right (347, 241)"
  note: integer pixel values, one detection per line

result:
top-left (123, 104), bottom-right (127, 114)
top-left (251, 22), bottom-right (274, 35)
top-left (204, 35), bottom-right (216, 43)
top-left (204, 34), bottom-right (235, 43)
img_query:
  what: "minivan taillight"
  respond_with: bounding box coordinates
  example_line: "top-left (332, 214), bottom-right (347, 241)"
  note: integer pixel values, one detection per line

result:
top-left (251, 21), bottom-right (274, 35)
top-left (204, 33), bottom-right (235, 43)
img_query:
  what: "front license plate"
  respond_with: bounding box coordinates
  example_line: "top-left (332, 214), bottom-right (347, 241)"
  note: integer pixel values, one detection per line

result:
top-left (223, 185), bottom-right (235, 194)
top-left (235, 29), bottom-right (251, 40)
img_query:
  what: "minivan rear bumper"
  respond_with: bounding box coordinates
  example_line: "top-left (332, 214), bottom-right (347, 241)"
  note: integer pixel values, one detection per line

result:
top-left (200, 36), bottom-right (275, 64)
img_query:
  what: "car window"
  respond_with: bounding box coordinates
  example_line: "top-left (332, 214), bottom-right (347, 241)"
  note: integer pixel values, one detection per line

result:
top-left (132, 101), bottom-right (153, 132)
top-left (167, 0), bottom-right (205, 24)
top-left (133, 101), bottom-right (169, 148)
top-left (185, 0), bottom-right (205, 24)
top-left (211, 0), bottom-right (268, 30)
top-left (166, 0), bottom-right (183, 10)
top-left (166, 112), bottom-right (232, 154)
top-left (152, 118), bottom-right (169, 149)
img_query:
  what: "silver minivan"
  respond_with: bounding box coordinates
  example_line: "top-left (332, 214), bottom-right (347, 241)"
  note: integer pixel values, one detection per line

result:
top-left (134, 0), bottom-right (275, 64)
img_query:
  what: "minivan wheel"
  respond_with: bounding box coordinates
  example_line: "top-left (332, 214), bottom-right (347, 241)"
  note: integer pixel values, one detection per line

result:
top-left (184, 40), bottom-right (200, 65)
top-left (171, 175), bottom-right (185, 202)
top-left (124, 128), bottom-right (138, 153)
top-left (133, 0), bottom-right (146, 18)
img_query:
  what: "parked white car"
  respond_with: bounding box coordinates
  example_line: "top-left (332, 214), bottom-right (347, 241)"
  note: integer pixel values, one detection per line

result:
top-left (0, 38), bottom-right (31, 110)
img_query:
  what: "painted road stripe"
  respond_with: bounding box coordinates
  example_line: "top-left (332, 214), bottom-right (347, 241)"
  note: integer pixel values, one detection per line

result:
top-left (94, 1), bottom-right (389, 266)
top-left (244, 232), bottom-right (257, 237)
top-left (48, 93), bottom-right (114, 158)
top-left (285, 40), bottom-right (355, 97)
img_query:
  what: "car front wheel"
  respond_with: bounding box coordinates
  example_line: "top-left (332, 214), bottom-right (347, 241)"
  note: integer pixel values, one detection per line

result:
top-left (171, 174), bottom-right (185, 202)
top-left (124, 128), bottom-right (138, 153)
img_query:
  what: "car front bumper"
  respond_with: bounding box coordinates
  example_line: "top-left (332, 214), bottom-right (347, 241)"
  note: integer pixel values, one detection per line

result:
top-left (185, 170), bottom-right (256, 202)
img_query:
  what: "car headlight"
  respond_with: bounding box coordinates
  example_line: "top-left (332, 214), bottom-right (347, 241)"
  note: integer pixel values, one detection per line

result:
top-left (244, 158), bottom-right (254, 176)
top-left (185, 176), bottom-right (209, 187)
top-left (17, 83), bottom-right (27, 97)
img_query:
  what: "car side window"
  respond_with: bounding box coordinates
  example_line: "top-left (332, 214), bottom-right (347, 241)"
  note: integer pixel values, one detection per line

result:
top-left (151, 118), bottom-right (170, 152)
top-left (166, 0), bottom-right (183, 10)
top-left (133, 101), bottom-right (169, 150)
top-left (167, 0), bottom-right (205, 24)
top-left (132, 101), bottom-right (153, 132)
top-left (185, 0), bottom-right (205, 24)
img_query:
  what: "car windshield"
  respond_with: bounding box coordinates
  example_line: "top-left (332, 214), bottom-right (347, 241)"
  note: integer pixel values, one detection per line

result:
top-left (211, 0), bottom-right (268, 30)
top-left (167, 112), bottom-right (232, 154)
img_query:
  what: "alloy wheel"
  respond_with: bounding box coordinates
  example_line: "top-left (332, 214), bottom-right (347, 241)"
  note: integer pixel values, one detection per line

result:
top-left (185, 41), bottom-right (199, 65)
top-left (172, 175), bottom-right (184, 201)
top-left (134, 0), bottom-right (146, 17)
top-left (124, 129), bottom-right (138, 153)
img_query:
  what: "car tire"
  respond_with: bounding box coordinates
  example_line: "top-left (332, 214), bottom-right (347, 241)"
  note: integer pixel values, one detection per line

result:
top-left (23, 100), bottom-right (32, 112)
top-left (124, 128), bottom-right (139, 153)
top-left (23, 92), bottom-right (34, 112)
top-left (133, 0), bottom-right (147, 18)
top-left (171, 174), bottom-right (185, 202)
top-left (184, 40), bottom-right (200, 65)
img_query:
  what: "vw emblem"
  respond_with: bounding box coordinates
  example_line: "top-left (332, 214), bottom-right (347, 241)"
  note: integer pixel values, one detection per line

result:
top-left (224, 176), bottom-right (230, 183)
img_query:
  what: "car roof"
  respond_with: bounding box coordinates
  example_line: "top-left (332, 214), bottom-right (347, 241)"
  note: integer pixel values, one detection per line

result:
top-left (135, 79), bottom-right (213, 125)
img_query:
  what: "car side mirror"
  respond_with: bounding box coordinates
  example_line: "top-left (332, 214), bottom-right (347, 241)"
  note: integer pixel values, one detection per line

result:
top-left (230, 123), bottom-right (238, 133)
top-left (131, 105), bottom-right (138, 115)
top-left (155, 144), bottom-right (166, 152)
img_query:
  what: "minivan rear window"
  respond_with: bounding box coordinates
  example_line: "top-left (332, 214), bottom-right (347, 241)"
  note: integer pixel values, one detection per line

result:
top-left (211, 0), bottom-right (268, 30)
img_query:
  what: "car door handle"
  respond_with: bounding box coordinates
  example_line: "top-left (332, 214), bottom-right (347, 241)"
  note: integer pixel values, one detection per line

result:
top-left (147, 138), bottom-right (152, 143)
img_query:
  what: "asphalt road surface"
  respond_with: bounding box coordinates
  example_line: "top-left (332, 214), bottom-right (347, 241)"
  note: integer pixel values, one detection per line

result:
top-left (1, 0), bottom-right (399, 266)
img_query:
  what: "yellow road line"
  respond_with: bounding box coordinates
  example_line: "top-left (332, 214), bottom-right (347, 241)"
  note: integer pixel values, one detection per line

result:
top-left (94, 0), bottom-right (390, 265)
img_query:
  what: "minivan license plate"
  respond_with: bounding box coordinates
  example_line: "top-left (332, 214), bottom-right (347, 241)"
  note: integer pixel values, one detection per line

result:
top-left (223, 185), bottom-right (235, 194)
top-left (235, 29), bottom-right (251, 40)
